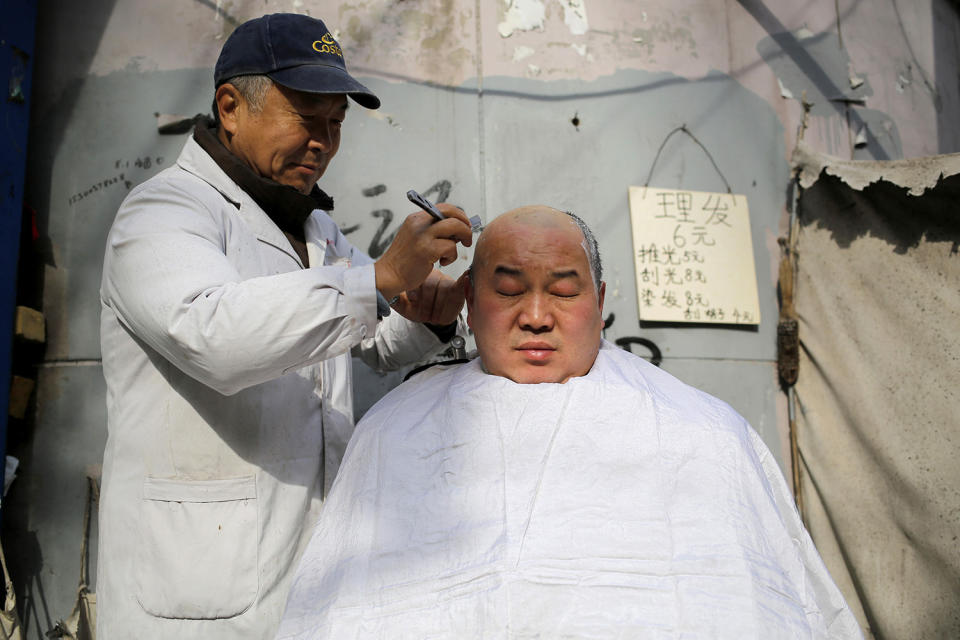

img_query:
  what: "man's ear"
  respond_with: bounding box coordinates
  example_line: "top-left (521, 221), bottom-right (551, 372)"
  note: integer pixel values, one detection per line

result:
top-left (215, 83), bottom-right (243, 137)
top-left (597, 281), bottom-right (606, 313)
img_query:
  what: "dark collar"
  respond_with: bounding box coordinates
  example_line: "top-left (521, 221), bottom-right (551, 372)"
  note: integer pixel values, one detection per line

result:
top-left (193, 118), bottom-right (334, 240)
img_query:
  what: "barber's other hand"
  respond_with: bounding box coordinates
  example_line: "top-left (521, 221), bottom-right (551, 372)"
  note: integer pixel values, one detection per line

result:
top-left (374, 203), bottom-right (472, 300)
top-left (391, 269), bottom-right (468, 326)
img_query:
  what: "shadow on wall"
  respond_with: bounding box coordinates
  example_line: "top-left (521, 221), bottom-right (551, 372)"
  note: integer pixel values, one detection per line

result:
top-left (743, 0), bottom-right (901, 160)
top-left (12, 3), bottom-right (125, 639)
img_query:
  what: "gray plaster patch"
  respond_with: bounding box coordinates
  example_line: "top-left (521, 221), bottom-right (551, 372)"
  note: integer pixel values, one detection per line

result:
top-left (757, 29), bottom-right (902, 159)
top-left (470, 69), bottom-right (787, 365)
top-left (757, 29), bottom-right (871, 115)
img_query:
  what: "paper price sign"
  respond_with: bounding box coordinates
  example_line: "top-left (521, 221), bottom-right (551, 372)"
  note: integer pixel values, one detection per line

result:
top-left (628, 187), bottom-right (761, 324)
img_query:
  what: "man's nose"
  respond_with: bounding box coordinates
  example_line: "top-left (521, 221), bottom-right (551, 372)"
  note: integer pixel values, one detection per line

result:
top-left (307, 123), bottom-right (334, 152)
top-left (518, 294), bottom-right (555, 333)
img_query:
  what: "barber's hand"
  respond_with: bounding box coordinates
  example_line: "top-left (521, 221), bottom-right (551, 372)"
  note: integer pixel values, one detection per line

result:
top-left (374, 203), bottom-right (473, 300)
top-left (391, 269), bottom-right (468, 325)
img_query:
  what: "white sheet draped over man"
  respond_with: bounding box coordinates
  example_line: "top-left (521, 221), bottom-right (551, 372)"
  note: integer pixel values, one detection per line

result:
top-left (277, 206), bottom-right (862, 639)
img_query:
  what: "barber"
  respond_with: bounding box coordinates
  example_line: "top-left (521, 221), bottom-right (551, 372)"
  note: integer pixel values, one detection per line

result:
top-left (96, 13), bottom-right (471, 640)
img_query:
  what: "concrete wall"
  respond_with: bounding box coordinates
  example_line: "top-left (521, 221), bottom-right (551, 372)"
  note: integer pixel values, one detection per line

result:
top-left (5, 0), bottom-right (957, 636)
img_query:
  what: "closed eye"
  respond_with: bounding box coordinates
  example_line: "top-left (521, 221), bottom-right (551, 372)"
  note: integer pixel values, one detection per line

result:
top-left (550, 285), bottom-right (581, 297)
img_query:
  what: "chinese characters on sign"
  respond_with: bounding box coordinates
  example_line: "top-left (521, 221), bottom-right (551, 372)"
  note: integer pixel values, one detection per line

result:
top-left (628, 187), bottom-right (760, 324)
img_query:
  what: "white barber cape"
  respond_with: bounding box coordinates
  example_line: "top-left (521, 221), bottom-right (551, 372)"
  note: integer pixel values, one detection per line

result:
top-left (278, 341), bottom-right (861, 639)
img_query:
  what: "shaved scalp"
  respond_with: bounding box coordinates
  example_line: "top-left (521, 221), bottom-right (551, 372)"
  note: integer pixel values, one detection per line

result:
top-left (471, 206), bottom-right (603, 289)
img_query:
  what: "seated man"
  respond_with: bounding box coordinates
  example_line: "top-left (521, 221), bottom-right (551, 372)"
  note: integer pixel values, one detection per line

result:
top-left (277, 206), bottom-right (862, 639)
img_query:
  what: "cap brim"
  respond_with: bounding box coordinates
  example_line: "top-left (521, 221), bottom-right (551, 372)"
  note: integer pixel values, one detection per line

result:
top-left (269, 65), bottom-right (380, 109)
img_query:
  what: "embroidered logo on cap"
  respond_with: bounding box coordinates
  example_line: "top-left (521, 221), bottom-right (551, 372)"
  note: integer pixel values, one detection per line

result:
top-left (312, 33), bottom-right (343, 58)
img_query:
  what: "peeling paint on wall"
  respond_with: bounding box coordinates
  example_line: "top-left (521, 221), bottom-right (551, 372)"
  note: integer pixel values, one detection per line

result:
top-left (848, 64), bottom-right (864, 90)
top-left (512, 45), bottom-right (535, 61)
top-left (560, 0), bottom-right (588, 36)
top-left (364, 108), bottom-right (402, 129)
top-left (498, 0), bottom-right (588, 38)
top-left (498, 0), bottom-right (546, 38)
top-left (341, 0), bottom-right (476, 87)
top-left (777, 78), bottom-right (793, 99)
top-left (630, 16), bottom-right (698, 59)
top-left (851, 108), bottom-right (901, 160)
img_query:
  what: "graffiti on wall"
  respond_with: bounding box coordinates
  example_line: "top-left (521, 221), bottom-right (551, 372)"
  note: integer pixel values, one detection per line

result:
top-left (348, 179), bottom-right (454, 258)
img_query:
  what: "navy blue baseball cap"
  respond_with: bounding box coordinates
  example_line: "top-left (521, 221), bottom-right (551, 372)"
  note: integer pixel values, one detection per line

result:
top-left (214, 13), bottom-right (380, 109)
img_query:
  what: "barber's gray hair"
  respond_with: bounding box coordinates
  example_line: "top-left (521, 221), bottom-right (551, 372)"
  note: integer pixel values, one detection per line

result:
top-left (468, 210), bottom-right (603, 291)
top-left (212, 74), bottom-right (274, 126)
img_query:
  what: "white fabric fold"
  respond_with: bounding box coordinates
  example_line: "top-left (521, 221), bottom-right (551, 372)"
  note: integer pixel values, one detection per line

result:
top-left (278, 341), bottom-right (861, 639)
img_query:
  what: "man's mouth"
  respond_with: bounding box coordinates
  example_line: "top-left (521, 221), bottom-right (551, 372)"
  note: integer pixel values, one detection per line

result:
top-left (516, 342), bottom-right (556, 362)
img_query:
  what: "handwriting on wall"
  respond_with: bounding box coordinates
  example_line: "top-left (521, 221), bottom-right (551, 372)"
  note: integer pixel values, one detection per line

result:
top-left (628, 186), bottom-right (760, 324)
top-left (67, 156), bottom-right (166, 206)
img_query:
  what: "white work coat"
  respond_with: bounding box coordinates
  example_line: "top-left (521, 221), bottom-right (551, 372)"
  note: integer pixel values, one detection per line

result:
top-left (97, 135), bottom-right (447, 639)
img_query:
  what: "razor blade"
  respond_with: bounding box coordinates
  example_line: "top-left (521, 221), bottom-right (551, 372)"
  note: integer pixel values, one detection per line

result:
top-left (406, 189), bottom-right (482, 232)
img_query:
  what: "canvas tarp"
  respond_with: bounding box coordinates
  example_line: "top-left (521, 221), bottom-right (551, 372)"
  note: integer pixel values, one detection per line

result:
top-left (791, 141), bottom-right (960, 640)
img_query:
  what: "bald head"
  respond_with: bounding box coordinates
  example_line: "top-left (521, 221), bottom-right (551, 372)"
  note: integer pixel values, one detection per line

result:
top-left (473, 206), bottom-right (602, 290)
top-left (465, 205), bottom-right (606, 384)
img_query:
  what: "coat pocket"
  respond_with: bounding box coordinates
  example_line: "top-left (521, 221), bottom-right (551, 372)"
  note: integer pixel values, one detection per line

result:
top-left (136, 476), bottom-right (259, 619)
